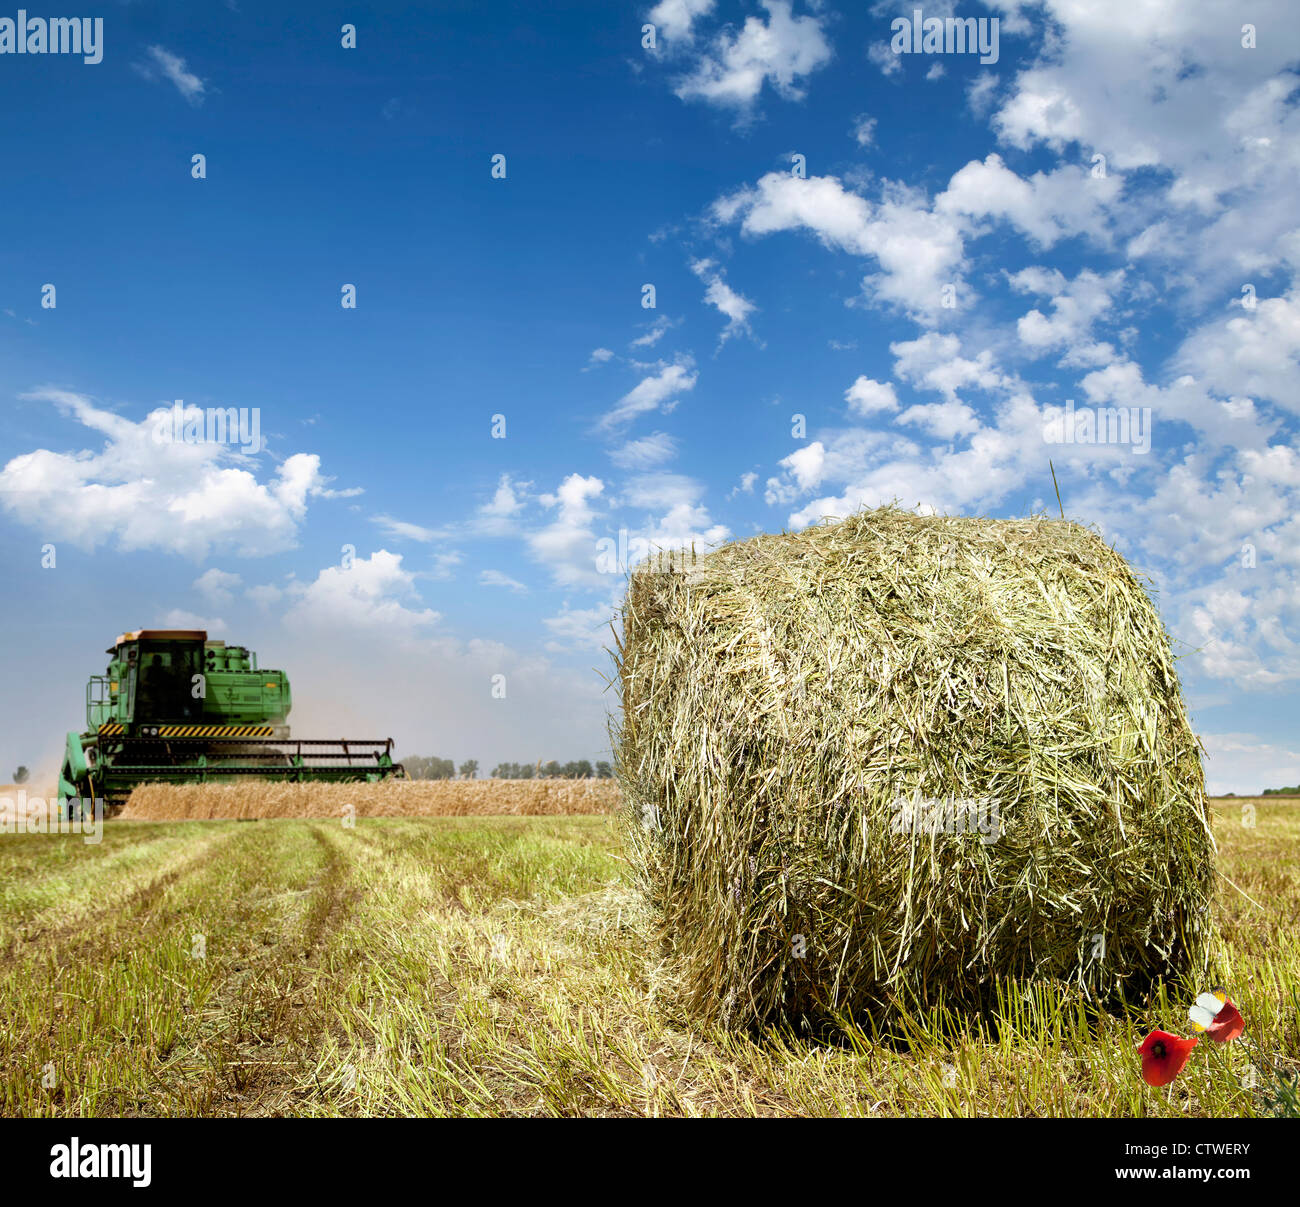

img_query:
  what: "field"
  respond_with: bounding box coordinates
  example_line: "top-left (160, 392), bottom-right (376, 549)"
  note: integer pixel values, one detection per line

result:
top-left (0, 797), bottom-right (1296, 1117)
top-left (120, 778), bottom-right (620, 819)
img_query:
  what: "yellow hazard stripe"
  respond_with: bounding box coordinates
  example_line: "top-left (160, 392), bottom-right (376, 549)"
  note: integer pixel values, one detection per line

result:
top-left (98, 722), bottom-right (124, 735)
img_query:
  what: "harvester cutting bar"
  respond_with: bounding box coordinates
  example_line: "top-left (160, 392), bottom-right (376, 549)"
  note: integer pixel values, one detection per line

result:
top-left (97, 738), bottom-right (403, 774)
top-left (108, 737), bottom-right (401, 764)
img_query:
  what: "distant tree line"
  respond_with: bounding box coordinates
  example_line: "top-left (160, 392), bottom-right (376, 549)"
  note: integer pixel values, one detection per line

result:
top-left (491, 760), bottom-right (611, 780)
top-left (402, 756), bottom-right (457, 780)
top-left (400, 757), bottom-right (611, 780)
top-left (1262, 785), bottom-right (1300, 796)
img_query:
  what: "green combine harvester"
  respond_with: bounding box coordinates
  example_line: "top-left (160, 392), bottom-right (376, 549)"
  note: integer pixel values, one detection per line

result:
top-left (59, 629), bottom-right (404, 817)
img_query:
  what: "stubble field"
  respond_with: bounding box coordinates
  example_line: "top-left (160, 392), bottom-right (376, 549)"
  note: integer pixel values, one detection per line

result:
top-left (1, 794), bottom-right (1296, 1117)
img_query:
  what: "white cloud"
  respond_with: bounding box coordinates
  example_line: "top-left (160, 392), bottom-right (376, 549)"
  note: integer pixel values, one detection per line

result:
top-left (160, 608), bottom-right (227, 632)
top-left (690, 258), bottom-right (757, 344)
top-left (134, 45), bottom-right (206, 104)
top-left (530, 473), bottom-right (607, 587)
top-left (866, 41), bottom-right (901, 78)
top-left (672, 0), bottom-right (832, 115)
top-left (431, 550), bottom-right (463, 579)
top-left (851, 114), bottom-right (877, 147)
top-left (641, 502), bottom-right (729, 553)
top-left (647, 0), bottom-right (716, 46)
top-left (714, 171), bottom-right (967, 319)
top-left (780, 442), bottom-right (825, 492)
top-left (372, 514), bottom-right (438, 542)
top-left (728, 470), bottom-right (758, 499)
top-left (599, 360), bottom-right (697, 430)
top-left (987, 0), bottom-right (1300, 295)
top-left (889, 332), bottom-right (1005, 402)
top-left (480, 569), bottom-right (529, 594)
top-left (619, 473), bottom-right (730, 553)
top-left (609, 432), bottom-right (679, 469)
top-left (285, 551), bottom-right (440, 633)
top-left (193, 568), bottom-right (242, 608)
top-left (246, 583), bottom-right (284, 609)
top-left (630, 316), bottom-right (675, 348)
top-left (621, 472), bottom-right (705, 512)
top-left (1010, 267), bottom-right (1124, 366)
top-left (0, 391), bottom-right (328, 558)
top-left (1174, 290), bottom-right (1300, 414)
top-left (897, 400), bottom-right (980, 441)
top-left (476, 474), bottom-right (529, 535)
top-left (936, 154), bottom-right (1118, 249)
top-left (1199, 733), bottom-right (1300, 797)
top-left (845, 376), bottom-right (898, 416)
top-left (543, 601), bottom-right (618, 652)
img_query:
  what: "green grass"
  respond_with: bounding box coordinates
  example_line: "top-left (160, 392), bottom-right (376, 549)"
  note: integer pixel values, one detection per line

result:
top-left (1, 804), bottom-right (1296, 1116)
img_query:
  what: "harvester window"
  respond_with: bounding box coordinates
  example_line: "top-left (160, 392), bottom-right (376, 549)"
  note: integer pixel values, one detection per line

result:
top-left (135, 642), bottom-right (203, 721)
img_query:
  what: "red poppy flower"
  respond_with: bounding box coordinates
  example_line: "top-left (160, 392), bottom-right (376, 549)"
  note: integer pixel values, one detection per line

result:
top-left (1138, 1029), bottom-right (1199, 1087)
top-left (1189, 989), bottom-right (1245, 1044)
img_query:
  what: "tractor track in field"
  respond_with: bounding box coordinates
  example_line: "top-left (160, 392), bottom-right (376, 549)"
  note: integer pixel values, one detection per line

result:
top-left (0, 829), bottom-right (239, 969)
top-left (192, 822), bottom-right (363, 1115)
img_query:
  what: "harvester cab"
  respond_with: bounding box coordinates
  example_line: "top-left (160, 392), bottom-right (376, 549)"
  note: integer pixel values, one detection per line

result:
top-left (59, 629), bottom-right (403, 818)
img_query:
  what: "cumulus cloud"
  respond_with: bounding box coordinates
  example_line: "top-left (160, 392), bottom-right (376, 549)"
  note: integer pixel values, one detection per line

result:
top-left (889, 332), bottom-right (1006, 402)
top-left (936, 155), bottom-right (1118, 249)
top-left (845, 376), bottom-right (899, 416)
top-left (0, 390), bottom-right (330, 558)
top-left (647, 0), bottom-right (716, 46)
top-left (529, 473), bottom-right (607, 587)
top-left (728, 470), bottom-right (758, 498)
top-left (476, 474), bottom-right (530, 535)
top-left (671, 0), bottom-right (832, 116)
top-left (897, 400), bottom-right (980, 440)
top-left (988, 0), bottom-right (1300, 295)
top-left (713, 170), bottom-right (967, 319)
top-left (619, 473), bottom-right (730, 553)
top-left (1174, 290), bottom-right (1300, 413)
top-left (1010, 267), bottom-right (1124, 367)
top-left (284, 550), bottom-right (441, 633)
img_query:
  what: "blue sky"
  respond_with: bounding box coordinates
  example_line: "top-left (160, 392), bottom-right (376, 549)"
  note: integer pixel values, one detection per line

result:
top-left (2, 0), bottom-right (1299, 791)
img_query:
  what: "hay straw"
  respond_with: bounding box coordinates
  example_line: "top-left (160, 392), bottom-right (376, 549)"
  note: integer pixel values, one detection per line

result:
top-left (616, 507), bottom-right (1215, 1029)
top-left (120, 778), bottom-right (621, 820)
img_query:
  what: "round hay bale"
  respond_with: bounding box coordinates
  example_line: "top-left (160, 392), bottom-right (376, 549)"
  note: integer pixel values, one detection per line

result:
top-left (615, 507), bottom-right (1215, 1029)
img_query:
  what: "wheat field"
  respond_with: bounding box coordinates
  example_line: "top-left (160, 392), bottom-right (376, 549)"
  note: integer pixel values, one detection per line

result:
top-left (119, 777), bottom-right (621, 820)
